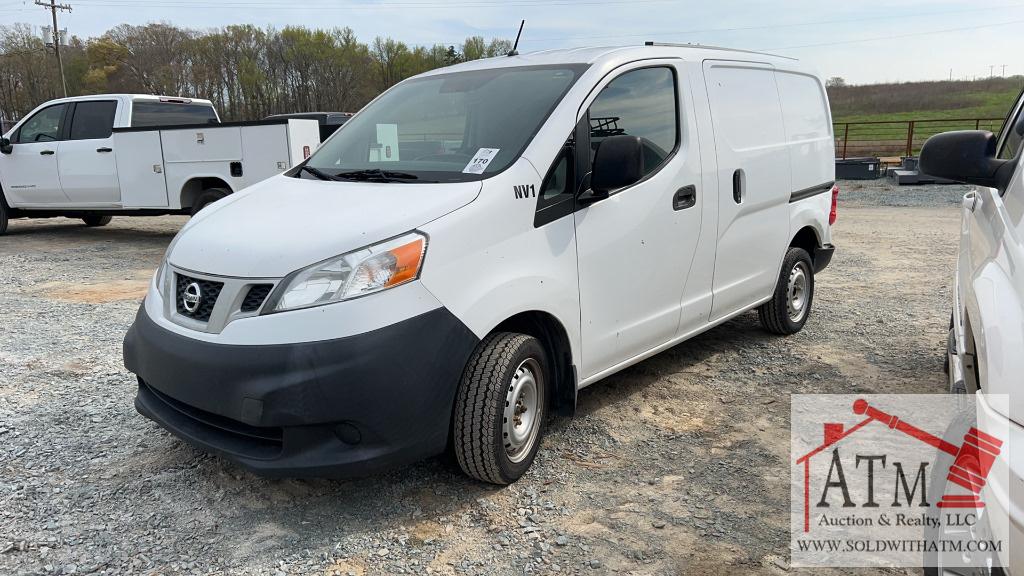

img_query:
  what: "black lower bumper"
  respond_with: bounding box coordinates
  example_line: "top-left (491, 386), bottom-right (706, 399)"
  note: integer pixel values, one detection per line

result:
top-left (813, 244), bottom-right (835, 273)
top-left (123, 305), bottom-right (479, 478)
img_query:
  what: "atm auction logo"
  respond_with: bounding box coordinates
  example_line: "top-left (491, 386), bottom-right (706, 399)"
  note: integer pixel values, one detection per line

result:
top-left (790, 394), bottom-right (1009, 569)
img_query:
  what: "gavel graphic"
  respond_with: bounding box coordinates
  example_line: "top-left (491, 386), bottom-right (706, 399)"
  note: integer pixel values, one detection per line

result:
top-left (853, 399), bottom-right (1003, 508)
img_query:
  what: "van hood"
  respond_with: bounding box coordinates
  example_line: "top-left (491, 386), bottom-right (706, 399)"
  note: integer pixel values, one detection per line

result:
top-left (168, 174), bottom-right (480, 278)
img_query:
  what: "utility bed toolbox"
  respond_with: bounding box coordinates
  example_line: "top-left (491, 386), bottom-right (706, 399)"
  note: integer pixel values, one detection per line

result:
top-left (835, 157), bottom-right (881, 180)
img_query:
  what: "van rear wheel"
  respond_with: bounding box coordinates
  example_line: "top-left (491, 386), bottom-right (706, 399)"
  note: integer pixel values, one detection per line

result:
top-left (191, 188), bottom-right (230, 215)
top-left (453, 332), bottom-right (549, 485)
top-left (82, 215), bottom-right (112, 227)
top-left (758, 247), bottom-right (814, 335)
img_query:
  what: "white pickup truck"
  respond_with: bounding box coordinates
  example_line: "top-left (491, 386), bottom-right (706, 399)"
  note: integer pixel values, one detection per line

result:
top-left (0, 94), bottom-right (320, 234)
top-left (920, 92), bottom-right (1024, 575)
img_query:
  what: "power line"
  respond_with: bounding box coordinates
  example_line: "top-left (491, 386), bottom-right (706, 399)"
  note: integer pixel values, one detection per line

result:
top-left (34, 0), bottom-right (71, 97)
top-left (760, 18), bottom-right (1024, 52)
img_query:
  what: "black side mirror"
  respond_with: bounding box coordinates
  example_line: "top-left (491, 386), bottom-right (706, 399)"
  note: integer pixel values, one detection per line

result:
top-left (0, 137), bottom-right (11, 154)
top-left (580, 135), bottom-right (645, 204)
top-left (919, 130), bottom-right (1016, 191)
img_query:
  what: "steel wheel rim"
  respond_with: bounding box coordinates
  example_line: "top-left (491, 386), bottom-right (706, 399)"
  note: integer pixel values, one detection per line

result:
top-left (503, 358), bottom-right (542, 463)
top-left (787, 261), bottom-right (810, 323)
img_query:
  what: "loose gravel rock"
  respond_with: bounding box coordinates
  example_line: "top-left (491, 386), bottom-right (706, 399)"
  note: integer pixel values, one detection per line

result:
top-left (1, 178), bottom-right (951, 575)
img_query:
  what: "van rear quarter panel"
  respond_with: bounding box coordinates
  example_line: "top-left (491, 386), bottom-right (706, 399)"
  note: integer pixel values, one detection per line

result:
top-left (776, 69), bottom-right (835, 246)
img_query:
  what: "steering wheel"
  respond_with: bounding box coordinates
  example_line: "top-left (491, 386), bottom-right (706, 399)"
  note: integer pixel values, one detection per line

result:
top-left (413, 152), bottom-right (472, 162)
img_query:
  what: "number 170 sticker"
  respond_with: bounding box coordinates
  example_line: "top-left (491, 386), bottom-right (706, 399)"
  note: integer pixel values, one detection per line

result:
top-left (463, 148), bottom-right (500, 174)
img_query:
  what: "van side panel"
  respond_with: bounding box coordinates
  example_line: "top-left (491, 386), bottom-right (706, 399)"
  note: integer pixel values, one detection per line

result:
top-left (776, 70), bottom-right (835, 248)
top-left (702, 61), bottom-right (792, 321)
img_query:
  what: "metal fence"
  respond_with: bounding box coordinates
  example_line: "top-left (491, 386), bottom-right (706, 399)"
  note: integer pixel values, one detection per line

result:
top-left (833, 118), bottom-right (1005, 159)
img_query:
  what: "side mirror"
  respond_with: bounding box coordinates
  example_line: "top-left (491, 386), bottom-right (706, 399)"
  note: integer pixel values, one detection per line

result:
top-left (0, 137), bottom-right (11, 154)
top-left (581, 135), bottom-right (645, 204)
top-left (919, 130), bottom-right (1015, 191)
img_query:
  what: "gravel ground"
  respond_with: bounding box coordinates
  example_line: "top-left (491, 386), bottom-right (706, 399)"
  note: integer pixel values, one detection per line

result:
top-left (0, 178), bottom-right (966, 576)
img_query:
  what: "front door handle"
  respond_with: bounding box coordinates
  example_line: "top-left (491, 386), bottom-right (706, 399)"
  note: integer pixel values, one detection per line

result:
top-left (673, 185), bottom-right (697, 210)
top-left (40, 150), bottom-right (55, 155)
top-left (96, 147), bottom-right (112, 153)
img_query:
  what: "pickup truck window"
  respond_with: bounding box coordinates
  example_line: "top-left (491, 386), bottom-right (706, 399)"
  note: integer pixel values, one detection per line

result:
top-left (303, 64), bottom-right (588, 183)
top-left (69, 101), bottom-right (117, 140)
top-left (999, 107), bottom-right (1023, 160)
top-left (14, 103), bottom-right (66, 143)
top-left (131, 102), bottom-right (218, 128)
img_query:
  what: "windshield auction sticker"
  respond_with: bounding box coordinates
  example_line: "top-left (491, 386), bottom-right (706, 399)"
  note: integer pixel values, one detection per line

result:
top-left (790, 394), bottom-right (1009, 569)
top-left (463, 148), bottom-right (500, 174)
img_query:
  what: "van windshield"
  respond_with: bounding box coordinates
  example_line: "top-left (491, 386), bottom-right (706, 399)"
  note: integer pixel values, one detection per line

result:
top-left (302, 64), bottom-right (588, 183)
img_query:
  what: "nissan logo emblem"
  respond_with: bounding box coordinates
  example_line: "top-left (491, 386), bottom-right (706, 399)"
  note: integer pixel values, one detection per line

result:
top-left (182, 282), bottom-right (202, 313)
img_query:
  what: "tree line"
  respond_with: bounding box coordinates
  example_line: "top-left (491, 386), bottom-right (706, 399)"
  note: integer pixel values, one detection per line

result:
top-left (0, 23), bottom-right (512, 123)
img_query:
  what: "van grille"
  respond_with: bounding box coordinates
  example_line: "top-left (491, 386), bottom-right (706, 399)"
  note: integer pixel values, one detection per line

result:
top-left (175, 274), bottom-right (224, 322)
top-left (241, 284), bottom-right (273, 313)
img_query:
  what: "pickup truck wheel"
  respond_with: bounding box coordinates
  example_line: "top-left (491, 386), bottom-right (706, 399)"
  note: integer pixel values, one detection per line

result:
top-left (453, 332), bottom-right (549, 485)
top-left (759, 247), bottom-right (814, 335)
top-left (0, 197), bottom-right (8, 235)
top-left (82, 215), bottom-right (112, 227)
top-left (191, 188), bottom-right (229, 215)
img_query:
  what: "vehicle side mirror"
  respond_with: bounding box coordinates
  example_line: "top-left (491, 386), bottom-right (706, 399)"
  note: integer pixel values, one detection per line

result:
top-left (581, 135), bottom-right (645, 204)
top-left (919, 130), bottom-right (1016, 192)
top-left (0, 137), bottom-right (11, 154)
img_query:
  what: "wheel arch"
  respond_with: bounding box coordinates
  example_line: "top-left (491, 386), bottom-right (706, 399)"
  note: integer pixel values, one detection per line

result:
top-left (492, 310), bottom-right (577, 417)
top-left (179, 177), bottom-right (233, 209)
top-left (789, 225), bottom-right (821, 263)
top-left (963, 263), bottom-right (1024, 399)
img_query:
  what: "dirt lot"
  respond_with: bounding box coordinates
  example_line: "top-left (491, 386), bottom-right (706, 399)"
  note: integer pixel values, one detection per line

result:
top-left (0, 179), bottom-right (967, 576)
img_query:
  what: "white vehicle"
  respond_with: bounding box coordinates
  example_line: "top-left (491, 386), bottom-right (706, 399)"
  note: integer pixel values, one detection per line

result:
top-left (123, 45), bottom-right (838, 484)
top-left (922, 90), bottom-right (1024, 575)
top-left (0, 94), bottom-right (320, 233)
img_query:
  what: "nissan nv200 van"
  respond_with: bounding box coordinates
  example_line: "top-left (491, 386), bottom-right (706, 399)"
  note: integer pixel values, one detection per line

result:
top-left (124, 44), bottom-right (838, 484)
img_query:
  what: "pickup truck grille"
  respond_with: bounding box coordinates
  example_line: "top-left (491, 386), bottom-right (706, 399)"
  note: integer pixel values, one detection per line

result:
top-left (175, 273), bottom-right (224, 322)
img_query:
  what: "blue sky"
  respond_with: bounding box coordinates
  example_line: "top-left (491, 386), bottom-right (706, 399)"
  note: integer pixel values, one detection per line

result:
top-left (2, 0), bottom-right (1022, 84)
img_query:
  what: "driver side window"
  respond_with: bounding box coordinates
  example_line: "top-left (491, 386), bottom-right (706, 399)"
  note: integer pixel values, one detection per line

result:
top-left (15, 104), bottom-right (66, 144)
top-left (999, 103), bottom-right (1023, 160)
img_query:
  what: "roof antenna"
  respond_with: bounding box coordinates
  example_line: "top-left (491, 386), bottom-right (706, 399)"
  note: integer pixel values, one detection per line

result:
top-left (508, 19), bottom-right (525, 56)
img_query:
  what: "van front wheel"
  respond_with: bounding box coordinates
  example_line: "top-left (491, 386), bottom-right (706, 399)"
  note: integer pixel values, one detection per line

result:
top-left (453, 332), bottom-right (549, 485)
top-left (759, 247), bottom-right (815, 335)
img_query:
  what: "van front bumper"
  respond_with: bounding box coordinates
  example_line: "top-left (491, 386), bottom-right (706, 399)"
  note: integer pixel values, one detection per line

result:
top-left (123, 305), bottom-right (479, 477)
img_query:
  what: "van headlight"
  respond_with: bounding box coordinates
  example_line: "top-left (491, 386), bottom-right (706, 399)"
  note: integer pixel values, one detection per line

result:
top-left (266, 232), bottom-right (427, 313)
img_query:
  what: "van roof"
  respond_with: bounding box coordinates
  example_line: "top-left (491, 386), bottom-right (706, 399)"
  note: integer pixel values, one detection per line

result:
top-left (418, 44), bottom-right (803, 77)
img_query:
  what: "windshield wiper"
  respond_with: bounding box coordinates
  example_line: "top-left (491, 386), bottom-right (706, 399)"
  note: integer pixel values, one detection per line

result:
top-left (297, 165), bottom-right (342, 181)
top-left (333, 168), bottom-right (423, 183)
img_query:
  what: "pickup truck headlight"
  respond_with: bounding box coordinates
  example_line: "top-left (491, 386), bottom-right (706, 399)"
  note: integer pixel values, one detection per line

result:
top-left (266, 232), bottom-right (427, 313)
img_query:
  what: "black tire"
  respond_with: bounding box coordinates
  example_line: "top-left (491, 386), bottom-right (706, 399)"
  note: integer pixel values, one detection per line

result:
top-left (0, 194), bottom-right (8, 236)
top-left (453, 332), bottom-right (549, 485)
top-left (758, 246), bottom-right (815, 335)
top-left (190, 188), bottom-right (230, 216)
top-left (82, 215), bottom-right (112, 227)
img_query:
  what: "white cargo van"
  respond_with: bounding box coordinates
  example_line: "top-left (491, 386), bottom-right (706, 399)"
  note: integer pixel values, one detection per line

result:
top-left (0, 94), bottom-right (320, 233)
top-left (123, 45), bottom-right (838, 484)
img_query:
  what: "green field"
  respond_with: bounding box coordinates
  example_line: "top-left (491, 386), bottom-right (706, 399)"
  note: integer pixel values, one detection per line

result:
top-left (829, 76), bottom-right (1024, 124)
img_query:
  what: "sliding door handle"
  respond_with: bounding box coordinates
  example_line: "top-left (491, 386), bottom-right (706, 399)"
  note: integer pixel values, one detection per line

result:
top-left (732, 169), bottom-right (745, 204)
top-left (673, 185), bottom-right (697, 210)
top-left (40, 150), bottom-right (55, 155)
top-left (96, 147), bottom-right (113, 153)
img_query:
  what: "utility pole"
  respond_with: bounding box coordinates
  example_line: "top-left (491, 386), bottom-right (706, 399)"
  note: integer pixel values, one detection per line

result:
top-left (989, 64), bottom-right (995, 78)
top-left (35, 0), bottom-right (71, 97)
top-left (1001, 64), bottom-right (1008, 77)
